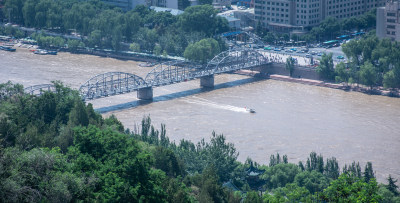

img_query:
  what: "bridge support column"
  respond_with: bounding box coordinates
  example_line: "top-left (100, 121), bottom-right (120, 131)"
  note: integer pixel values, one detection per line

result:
top-left (137, 87), bottom-right (153, 100)
top-left (200, 75), bottom-right (214, 88)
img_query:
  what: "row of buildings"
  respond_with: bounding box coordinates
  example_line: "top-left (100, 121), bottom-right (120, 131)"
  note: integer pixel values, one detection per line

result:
top-left (254, 0), bottom-right (385, 33)
top-left (101, 0), bottom-right (234, 11)
top-left (103, 0), bottom-right (395, 40)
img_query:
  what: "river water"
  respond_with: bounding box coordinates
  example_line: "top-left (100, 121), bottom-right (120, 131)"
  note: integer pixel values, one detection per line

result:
top-left (1, 48), bottom-right (399, 182)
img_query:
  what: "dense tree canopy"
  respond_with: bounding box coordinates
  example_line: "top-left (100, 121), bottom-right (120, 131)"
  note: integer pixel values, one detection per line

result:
top-left (341, 34), bottom-right (400, 89)
top-left (0, 82), bottom-right (395, 202)
top-left (2, 0), bottom-right (228, 56)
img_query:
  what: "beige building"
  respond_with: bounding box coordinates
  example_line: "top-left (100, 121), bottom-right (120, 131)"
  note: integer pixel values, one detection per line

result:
top-left (255, 0), bottom-right (385, 33)
top-left (377, 1), bottom-right (400, 41)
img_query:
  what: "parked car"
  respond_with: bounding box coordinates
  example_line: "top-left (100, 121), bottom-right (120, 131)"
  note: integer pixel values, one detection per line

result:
top-left (337, 55), bottom-right (345, 59)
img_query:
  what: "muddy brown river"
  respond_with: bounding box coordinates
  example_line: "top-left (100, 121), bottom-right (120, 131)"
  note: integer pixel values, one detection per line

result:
top-left (1, 48), bottom-right (399, 182)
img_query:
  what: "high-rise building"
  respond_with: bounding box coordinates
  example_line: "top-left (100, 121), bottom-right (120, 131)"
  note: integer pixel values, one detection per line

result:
top-left (377, 1), bottom-right (400, 41)
top-left (255, 0), bottom-right (385, 33)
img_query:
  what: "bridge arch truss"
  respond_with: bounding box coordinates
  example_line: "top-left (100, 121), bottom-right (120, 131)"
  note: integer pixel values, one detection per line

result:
top-left (79, 72), bottom-right (147, 100)
top-left (145, 60), bottom-right (205, 86)
top-left (206, 48), bottom-right (269, 74)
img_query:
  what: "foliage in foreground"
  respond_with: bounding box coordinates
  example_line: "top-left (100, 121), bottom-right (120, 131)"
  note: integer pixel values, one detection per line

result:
top-left (0, 82), bottom-right (398, 202)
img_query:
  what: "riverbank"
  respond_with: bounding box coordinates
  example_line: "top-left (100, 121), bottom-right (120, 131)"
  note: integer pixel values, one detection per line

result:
top-left (3, 39), bottom-right (174, 63)
top-left (6, 42), bottom-right (399, 98)
top-left (236, 70), bottom-right (400, 98)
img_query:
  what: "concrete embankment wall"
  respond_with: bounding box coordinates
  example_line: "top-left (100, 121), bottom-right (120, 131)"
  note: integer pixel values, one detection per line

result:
top-left (253, 63), bottom-right (321, 80)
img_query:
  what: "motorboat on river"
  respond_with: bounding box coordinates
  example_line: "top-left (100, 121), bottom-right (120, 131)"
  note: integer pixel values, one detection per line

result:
top-left (245, 107), bottom-right (256, 113)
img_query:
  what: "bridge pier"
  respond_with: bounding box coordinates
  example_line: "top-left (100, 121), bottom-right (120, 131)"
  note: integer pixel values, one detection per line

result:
top-left (137, 87), bottom-right (153, 100)
top-left (200, 75), bottom-right (214, 88)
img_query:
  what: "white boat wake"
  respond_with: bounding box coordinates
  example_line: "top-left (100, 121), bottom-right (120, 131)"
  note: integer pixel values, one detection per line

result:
top-left (183, 96), bottom-right (248, 113)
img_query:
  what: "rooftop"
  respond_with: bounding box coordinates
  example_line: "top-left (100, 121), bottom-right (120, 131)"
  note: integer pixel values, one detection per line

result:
top-left (149, 6), bottom-right (184, 16)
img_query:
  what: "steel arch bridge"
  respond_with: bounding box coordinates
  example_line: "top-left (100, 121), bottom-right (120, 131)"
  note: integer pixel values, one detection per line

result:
top-left (145, 48), bottom-right (268, 86)
top-left (25, 48), bottom-right (270, 101)
top-left (206, 48), bottom-right (268, 74)
top-left (79, 72), bottom-right (147, 100)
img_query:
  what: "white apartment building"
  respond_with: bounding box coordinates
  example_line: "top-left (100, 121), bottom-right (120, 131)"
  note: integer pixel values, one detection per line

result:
top-left (377, 1), bottom-right (400, 41)
top-left (255, 0), bottom-right (385, 32)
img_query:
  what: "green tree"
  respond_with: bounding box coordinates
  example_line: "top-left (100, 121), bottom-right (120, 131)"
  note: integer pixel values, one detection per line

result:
top-left (129, 42), bottom-right (140, 52)
top-left (4, 0), bottom-right (25, 24)
top-left (153, 146), bottom-right (185, 177)
top-left (378, 185), bottom-right (400, 203)
top-left (359, 61), bottom-right (377, 88)
top-left (317, 53), bottom-right (335, 80)
top-left (263, 183), bottom-right (312, 202)
top-left (294, 170), bottom-right (330, 193)
top-left (244, 191), bottom-right (262, 203)
top-left (364, 162), bottom-right (375, 183)
top-left (0, 147), bottom-right (90, 202)
top-left (134, 27), bottom-right (158, 53)
top-left (305, 152), bottom-right (324, 173)
top-left (191, 165), bottom-right (227, 203)
top-left (198, 0), bottom-right (213, 5)
top-left (319, 16), bottom-right (341, 39)
top-left (320, 173), bottom-right (381, 202)
top-left (68, 125), bottom-right (168, 202)
top-left (87, 30), bottom-right (102, 48)
top-left (263, 32), bottom-right (276, 44)
top-left (285, 56), bottom-right (296, 77)
top-left (178, 0), bottom-right (191, 10)
top-left (180, 5), bottom-right (228, 36)
top-left (386, 175), bottom-right (399, 196)
top-left (342, 39), bottom-right (363, 65)
top-left (324, 157), bottom-right (340, 180)
top-left (383, 67), bottom-right (400, 89)
top-left (68, 99), bottom-right (89, 127)
top-left (335, 62), bottom-right (350, 85)
top-left (184, 38), bottom-right (220, 64)
top-left (204, 132), bottom-right (239, 182)
top-left (262, 163), bottom-right (300, 189)
top-left (153, 44), bottom-right (162, 56)
top-left (67, 39), bottom-right (81, 52)
top-left (342, 161), bottom-right (362, 178)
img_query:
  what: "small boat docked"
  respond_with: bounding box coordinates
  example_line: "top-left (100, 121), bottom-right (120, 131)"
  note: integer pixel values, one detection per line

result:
top-left (0, 46), bottom-right (16, 52)
top-left (47, 50), bottom-right (58, 55)
top-left (33, 49), bottom-right (48, 55)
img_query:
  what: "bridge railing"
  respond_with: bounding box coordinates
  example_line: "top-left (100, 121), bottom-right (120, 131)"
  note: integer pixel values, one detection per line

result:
top-left (24, 84), bottom-right (56, 96)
